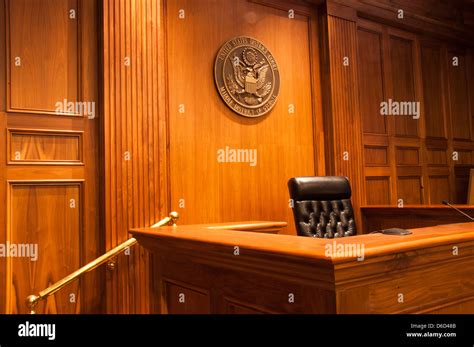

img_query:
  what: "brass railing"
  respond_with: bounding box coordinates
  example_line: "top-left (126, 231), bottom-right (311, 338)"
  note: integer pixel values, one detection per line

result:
top-left (25, 211), bottom-right (179, 314)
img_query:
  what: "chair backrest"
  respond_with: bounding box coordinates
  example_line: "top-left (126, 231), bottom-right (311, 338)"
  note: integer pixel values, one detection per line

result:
top-left (288, 176), bottom-right (356, 238)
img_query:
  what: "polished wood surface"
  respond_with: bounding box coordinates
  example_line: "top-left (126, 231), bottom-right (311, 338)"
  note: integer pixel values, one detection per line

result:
top-left (356, 17), bottom-right (474, 207)
top-left (7, 0), bottom-right (79, 114)
top-left (8, 183), bottom-right (81, 314)
top-left (131, 222), bottom-right (474, 313)
top-left (102, 0), bottom-right (168, 313)
top-left (362, 205), bottom-right (474, 232)
top-left (0, 0), bottom-right (101, 313)
top-left (1, 0), bottom-right (473, 315)
top-left (206, 221), bottom-right (287, 234)
top-left (319, 6), bottom-right (365, 227)
top-left (327, 0), bottom-right (474, 45)
top-left (167, 0), bottom-right (323, 235)
top-left (8, 129), bottom-right (83, 164)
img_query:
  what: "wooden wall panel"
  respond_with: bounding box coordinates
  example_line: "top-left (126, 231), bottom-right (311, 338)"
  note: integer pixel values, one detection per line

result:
top-left (389, 36), bottom-right (418, 137)
top-left (167, 0), bottom-right (321, 234)
top-left (365, 177), bottom-right (391, 205)
top-left (364, 146), bottom-right (388, 166)
top-left (395, 147), bottom-right (419, 165)
top-left (420, 45), bottom-right (446, 139)
top-left (397, 176), bottom-right (423, 204)
top-left (163, 280), bottom-right (210, 314)
top-left (357, 28), bottom-right (386, 135)
top-left (358, 16), bottom-right (474, 207)
top-left (0, 0), bottom-right (101, 314)
top-left (7, 182), bottom-right (81, 314)
top-left (321, 9), bottom-right (365, 227)
top-left (0, 0), bottom-right (5, 312)
top-left (447, 51), bottom-right (471, 141)
top-left (428, 175), bottom-right (450, 204)
top-left (102, 0), bottom-right (168, 313)
top-left (7, 0), bottom-right (79, 114)
top-left (8, 129), bottom-right (82, 164)
top-left (426, 148), bottom-right (447, 166)
top-left (362, 206), bottom-right (474, 232)
top-left (356, 20), bottom-right (393, 208)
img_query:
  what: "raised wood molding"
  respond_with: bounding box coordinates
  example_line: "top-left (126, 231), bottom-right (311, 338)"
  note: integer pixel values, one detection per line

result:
top-left (0, 0), bottom-right (101, 314)
top-left (5, 0), bottom-right (83, 116)
top-left (325, 1), bottom-right (357, 22)
top-left (320, 13), bottom-right (365, 230)
top-left (331, 0), bottom-right (474, 46)
top-left (132, 222), bottom-right (474, 313)
top-left (102, 0), bottom-right (169, 314)
top-left (6, 180), bottom-right (84, 313)
top-left (7, 128), bottom-right (84, 165)
top-left (362, 205), bottom-right (474, 232)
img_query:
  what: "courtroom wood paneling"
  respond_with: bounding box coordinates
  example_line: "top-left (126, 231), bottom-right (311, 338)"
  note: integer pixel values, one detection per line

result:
top-left (7, 182), bottom-right (82, 314)
top-left (365, 177), bottom-right (391, 205)
top-left (395, 147), bottom-right (419, 165)
top-left (357, 16), bottom-right (474, 207)
top-left (425, 297), bottom-right (474, 314)
top-left (162, 280), bottom-right (210, 314)
top-left (362, 206), bottom-right (474, 232)
top-left (7, 129), bottom-right (83, 164)
top-left (0, 0), bottom-right (102, 314)
top-left (338, 254), bottom-right (474, 313)
top-left (420, 44), bottom-right (446, 139)
top-left (330, 0), bottom-right (474, 45)
top-left (167, 0), bottom-right (322, 234)
top-left (133, 222), bottom-right (474, 314)
top-left (426, 148), bottom-right (447, 166)
top-left (152, 251), bottom-right (336, 314)
top-left (397, 176), bottom-right (423, 204)
top-left (102, 0), bottom-right (168, 313)
top-left (6, 0), bottom-right (80, 115)
top-left (389, 35), bottom-right (418, 137)
top-left (447, 51), bottom-right (471, 141)
top-left (321, 9), bottom-right (365, 228)
top-left (428, 175), bottom-right (450, 204)
top-left (224, 298), bottom-right (272, 314)
top-left (357, 27), bottom-right (387, 135)
top-left (0, 0), bottom-right (7, 313)
top-left (364, 146), bottom-right (388, 166)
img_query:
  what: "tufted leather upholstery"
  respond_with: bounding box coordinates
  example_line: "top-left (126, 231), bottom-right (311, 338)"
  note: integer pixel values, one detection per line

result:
top-left (288, 176), bottom-right (356, 238)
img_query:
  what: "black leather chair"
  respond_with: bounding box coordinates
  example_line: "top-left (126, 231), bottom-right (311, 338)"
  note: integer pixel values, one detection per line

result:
top-left (288, 176), bottom-right (356, 238)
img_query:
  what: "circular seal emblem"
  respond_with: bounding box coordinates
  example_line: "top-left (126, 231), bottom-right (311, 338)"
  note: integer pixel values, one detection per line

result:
top-left (214, 36), bottom-right (280, 118)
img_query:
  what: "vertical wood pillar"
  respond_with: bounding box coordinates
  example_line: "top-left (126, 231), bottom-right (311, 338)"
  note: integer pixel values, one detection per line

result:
top-left (102, 0), bottom-right (169, 313)
top-left (320, 2), bottom-right (366, 231)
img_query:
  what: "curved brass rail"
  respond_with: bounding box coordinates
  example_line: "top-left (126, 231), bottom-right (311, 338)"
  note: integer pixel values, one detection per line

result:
top-left (25, 212), bottom-right (179, 314)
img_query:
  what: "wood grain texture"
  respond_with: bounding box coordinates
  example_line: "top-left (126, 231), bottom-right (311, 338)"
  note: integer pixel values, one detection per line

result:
top-left (7, 182), bottom-right (82, 314)
top-left (320, 11), bottom-right (365, 229)
top-left (0, 0), bottom-right (101, 314)
top-left (357, 17), bottom-right (474, 207)
top-left (166, 0), bottom-right (322, 235)
top-left (102, 0), bottom-right (168, 313)
top-left (7, 0), bottom-right (80, 115)
top-left (8, 129), bottom-right (83, 164)
top-left (362, 205), bottom-right (474, 232)
top-left (131, 222), bottom-right (474, 313)
top-left (329, 0), bottom-right (474, 45)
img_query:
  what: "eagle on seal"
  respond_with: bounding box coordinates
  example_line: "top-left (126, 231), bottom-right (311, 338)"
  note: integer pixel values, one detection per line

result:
top-left (226, 48), bottom-right (272, 105)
